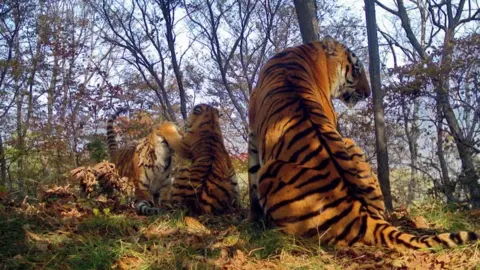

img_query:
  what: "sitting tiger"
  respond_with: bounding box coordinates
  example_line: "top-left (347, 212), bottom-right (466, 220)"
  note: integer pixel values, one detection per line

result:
top-left (342, 138), bottom-right (385, 219)
top-left (138, 104), bottom-right (240, 215)
top-left (107, 108), bottom-right (174, 215)
top-left (247, 36), bottom-right (478, 251)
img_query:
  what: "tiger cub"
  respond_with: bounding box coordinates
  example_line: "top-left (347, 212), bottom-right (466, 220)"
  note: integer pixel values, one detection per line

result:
top-left (247, 36), bottom-right (478, 251)
top-left (106, 108), bottom-right (174, 215)
top-left (139, 104), bottom-right (240, 215)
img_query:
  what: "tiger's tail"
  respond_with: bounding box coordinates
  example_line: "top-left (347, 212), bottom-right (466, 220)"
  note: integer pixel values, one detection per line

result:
top-left (336, 214), bottom-right (479, 251)
top-left (135, 200), bottom-right (163, 216)
top-left (106, 107), bottom-right (128, 158)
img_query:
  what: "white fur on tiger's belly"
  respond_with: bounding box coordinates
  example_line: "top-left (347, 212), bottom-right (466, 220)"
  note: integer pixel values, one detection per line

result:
top-left (137, 136), bottom-right (173, 205)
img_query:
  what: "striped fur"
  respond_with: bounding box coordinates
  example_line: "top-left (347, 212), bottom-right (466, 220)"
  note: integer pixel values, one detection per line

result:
top-left (342, 138), bottom-right (385, 219)
top-left (247, 36), bottom-right (478, 251)
top-left (160, 104), bottom-right (240, 215)
top-left (106, 108), bottom-right (174, 215)
top-left (135, 200), bottom-right (162, 215)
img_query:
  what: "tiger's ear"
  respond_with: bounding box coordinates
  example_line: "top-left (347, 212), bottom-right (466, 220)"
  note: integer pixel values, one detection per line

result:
top-left (322, 35), bottom-right (337, 56)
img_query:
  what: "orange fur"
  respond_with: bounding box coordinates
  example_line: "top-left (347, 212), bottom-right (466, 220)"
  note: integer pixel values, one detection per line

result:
top-left (107, 110), bottom-right (174, 214)
top-left (162, 104), bottom-right (240, 215)
top-left (247, 36), bottom-right (478, 251)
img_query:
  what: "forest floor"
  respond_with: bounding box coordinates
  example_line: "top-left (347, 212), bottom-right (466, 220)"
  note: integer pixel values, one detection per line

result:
top-left (1, 175), bottom-right (480, 269)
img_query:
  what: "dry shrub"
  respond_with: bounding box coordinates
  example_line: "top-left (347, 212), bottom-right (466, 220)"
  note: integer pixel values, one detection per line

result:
top-left (69, 161), bottom-right (134, 199)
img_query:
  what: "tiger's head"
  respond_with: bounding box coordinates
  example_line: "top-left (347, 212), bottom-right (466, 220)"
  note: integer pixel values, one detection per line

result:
top-left (185, 104), bottom-right (221, 134)
top-left (321, 36), bottom-right (370, 108)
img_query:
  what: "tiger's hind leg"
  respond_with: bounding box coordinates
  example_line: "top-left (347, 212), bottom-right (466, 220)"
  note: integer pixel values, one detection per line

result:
top-left (342, 138), bottom-right (385, 218)
top-left (248, 132), bottom-right (264, 222)
top-left (170, 168), bottom-right (204, 215)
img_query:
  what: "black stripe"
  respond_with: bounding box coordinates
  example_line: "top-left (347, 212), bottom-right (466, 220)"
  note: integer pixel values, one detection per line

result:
top-left (432, 235), bottom-right (451, 247)
top-left (468, 232), bottom-right (478, 241)
top-left (259, 181), bottom-right (273, 208)
top-left (387, 230), bottom-right (396, 243)
top-left (321, 196), bottom-right (348, 210)
top-left (369, 195), bottom-right (383, 201)
top-left (273, 136), bottom-right (286, 160)
top-left (302, 204), bottom-right (354, 237)
top-left (449, 233), bottom-right (461, 244)
top-left (266, 177), bottom-right (341, 217)
top-left (350, 153), bottom-right (364, 159)
top-left (348, 215), bottom-right (367, 246)
top-left (321, 131), bottom-right (343, 142)
top-left (207, 177), bottom-right (231, 200)
top-left (289, 144), bottom-right (310, 163)
top-left (270, 99), bottom-right (298, 116)
top-left (270, 167), bottom-right (309, 195)
top-left (333, 151), bottom-right (351, 161)
top-left (394, 232), bottom-right (420, 249)
top-left (295, 171), bottom-right (331, 189)
top-left (270, 50), bottom-right (290, 59)
top-left (258, 161), bottom-right (283, 184)
top-left (263, 61), bottom-right (310, 78)
top-left (335, 216), bottom-right (359, 243)
top-left (299, 144), bottom-right (323, 165)
top-left (378, 224), bottom-right (388, 246)
top-left (249, 164), bottom-right (260, 174)
top-left (313, 157), bottom-right (331, 170)
top-left (287, 127), bottom-right (315, 149)
top-left (273, 196), bottom-right (347, 224)
top-left (373, 223), bottom-right (385, 246)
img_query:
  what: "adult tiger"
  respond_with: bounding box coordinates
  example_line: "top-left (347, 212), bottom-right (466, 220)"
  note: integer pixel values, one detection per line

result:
top-left (247, 36), bottom-right (478, 251)
top-left (342, 138), bottom-right (385, 219)
top-left (106, 108), bottom-right (174, 215)
top-left (142, 104), bottom-right (240, 215)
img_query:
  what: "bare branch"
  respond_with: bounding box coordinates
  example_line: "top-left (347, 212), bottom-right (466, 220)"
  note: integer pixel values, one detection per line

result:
top-left (396, 0), bottom-right (429, 60)
top-left (375, 0), bottom-right (400, 15)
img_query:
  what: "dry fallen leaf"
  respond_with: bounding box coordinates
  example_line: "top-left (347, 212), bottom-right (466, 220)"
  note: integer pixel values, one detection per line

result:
top-left (184, 216), bottom-right (210, 234)
top-left (24, 227), bottom-right (42, 242)
top-left (391, 258), bottom-right (406, 268)
top-left (412, 216), bottom-right (430, 229)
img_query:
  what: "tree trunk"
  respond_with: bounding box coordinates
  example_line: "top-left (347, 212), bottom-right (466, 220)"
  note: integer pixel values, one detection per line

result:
top-left (436, 104), bottom-right (455, 203)
top-left (403, 98), bottom-right (419, 206)
top-left (364, 0), bottom-right (392, 211)
top-left (293, 0), bottom-right (319, 43)
top-left (433, 29), bottom-right (480, 207)
top-left (16, 86), bottom-right (24, 195)
top-left (160, 0), bottom-right (187, 121)
top-left (47, 37), bottom-right (59, 133)
top-left (0, 134), bottom-right (6, 188)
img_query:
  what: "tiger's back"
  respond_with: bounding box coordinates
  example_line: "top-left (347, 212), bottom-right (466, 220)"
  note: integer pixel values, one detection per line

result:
top-left (162, 104), bottom-right (240, 215)
top-left (248, 37), bottom-right (478, 251)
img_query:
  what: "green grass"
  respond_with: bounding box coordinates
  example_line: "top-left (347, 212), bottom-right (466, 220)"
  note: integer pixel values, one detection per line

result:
top-left (1, 192), bottom-right (480, 269)
top-left (410, 200), bottom-right (479, 231)
top-left (0, 214), bottom-right (29, 262)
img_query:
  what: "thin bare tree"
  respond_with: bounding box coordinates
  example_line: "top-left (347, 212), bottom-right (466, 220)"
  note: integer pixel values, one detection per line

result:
top-left (365, 0), bottom-right (393, 210)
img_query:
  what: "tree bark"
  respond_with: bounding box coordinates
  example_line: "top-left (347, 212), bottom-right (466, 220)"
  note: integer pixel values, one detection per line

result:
top-left (293, 0), bottom-right (319, 43)
top-left (158, 0), bottom-right (187, 121)
top-left (364, 0), bottom-right (393, 211)
top-left (436, 104), bottom-right (455, 203)
top-left (403, 98), bottom-right (419, 206)
top-left (0, 134), bottom-right (6, 188)
top-left (47, 29), bottom-right (59, 134)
